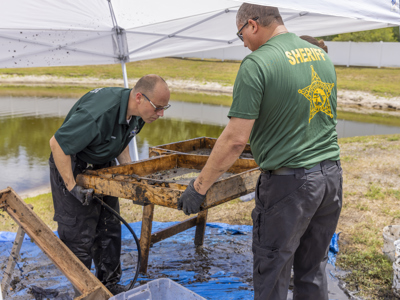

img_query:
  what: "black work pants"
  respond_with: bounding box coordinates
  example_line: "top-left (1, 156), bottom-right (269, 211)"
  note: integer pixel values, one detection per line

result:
top-left (49, 153), bottom-right (122, 288)
top-left (252, 161), bottom-right (342, 300)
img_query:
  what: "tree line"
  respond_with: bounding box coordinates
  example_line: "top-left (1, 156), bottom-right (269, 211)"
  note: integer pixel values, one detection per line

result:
top-left (319, 27), bottom-right (400, 42)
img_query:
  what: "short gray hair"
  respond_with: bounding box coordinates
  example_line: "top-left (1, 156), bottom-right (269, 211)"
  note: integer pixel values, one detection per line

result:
top-left (236, 3), bottom-right (283, 27)
top-left (133, 74), bottom-right (167, 95)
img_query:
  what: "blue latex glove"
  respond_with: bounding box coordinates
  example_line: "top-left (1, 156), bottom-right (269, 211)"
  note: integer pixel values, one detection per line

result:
top-left (177, 179), bottom-right (206, 215)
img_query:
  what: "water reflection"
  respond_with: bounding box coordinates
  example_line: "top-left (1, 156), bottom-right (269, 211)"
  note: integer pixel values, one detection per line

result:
top-left (1, 96), bottom-right (400, 193)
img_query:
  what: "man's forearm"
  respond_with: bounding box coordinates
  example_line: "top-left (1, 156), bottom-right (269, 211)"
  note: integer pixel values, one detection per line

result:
top-left (195, 136), bottom-right (246, 194)
top-left (194, 118), bottom-right (255, 195)
top-left (49, 136), bottom-right (75, 191)
top-left (117, 145), bottom-right (132, 165)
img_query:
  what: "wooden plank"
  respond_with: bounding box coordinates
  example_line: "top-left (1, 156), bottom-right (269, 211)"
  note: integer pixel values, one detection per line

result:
top-left (84, 154), bottom-right (256, 179)
top-left (76, 175), bottom-right (184, 208)
top-left (176, 155), bottom-right (258, 174)
top-left (194, 210), bottom-right (208, 246)
top-left (139, 204), bottom-right (154, 274)
top-left (149, 137), bottom-right (253, 158)
top-left (1, 226), bottom-right (25, 299)
top-left (243, 143), bottom-right (252, 153)
top-left (202, 168), bottom-right (260, 210)
top-left (94, 155), bottom-right (178, 176)
top-left (75, 285), bottom-right (111, 300)
top-left (87, 173), bottom-right (184, 190)
top-left (78, 154), bottom-right (259, 209)
top-left (150, 216), bottom-right (198, 244)
top-left (0, 188), bottom-right (112, 299)
top-left (149, 137), bottom-right (207, 154)
top-left (77, 167), bottom-right (259, 209)
top-left (149, 147), bottom-right (184, 157)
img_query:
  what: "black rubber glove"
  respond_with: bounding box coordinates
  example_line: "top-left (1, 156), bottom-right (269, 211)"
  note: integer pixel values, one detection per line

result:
top-left (69, 185), bottom-right (94, 206)
top-left (177, 179), bottom-right (206, 215)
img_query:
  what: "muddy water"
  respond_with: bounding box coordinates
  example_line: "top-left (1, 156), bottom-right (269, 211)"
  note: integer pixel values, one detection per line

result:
top-left (1, 96), bottom-right (400, 193)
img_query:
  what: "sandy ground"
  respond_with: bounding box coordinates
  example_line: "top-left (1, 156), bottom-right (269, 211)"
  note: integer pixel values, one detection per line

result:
top-left (2, 74), bottom-right (400, 116)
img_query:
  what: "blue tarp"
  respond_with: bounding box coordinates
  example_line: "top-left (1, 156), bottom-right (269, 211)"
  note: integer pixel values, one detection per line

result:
top-left (328, 232), bottom-right (340, 266)
top-left (0, 222), bottom-right (340, 300)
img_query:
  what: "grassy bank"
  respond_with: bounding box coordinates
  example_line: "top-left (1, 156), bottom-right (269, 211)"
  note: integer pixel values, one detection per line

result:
top-left (0, 58), bottom-right (239, 86)
top-left (336, 66), bottom-right (400, 98)
top-left (0, 85), bottom-right (234, 107)
top-left (337, 110), bottom-right (400, 127)
top-left (1, 58), bottom-right (400, 98)
top-left (1, 134), bottom-right (400, 299)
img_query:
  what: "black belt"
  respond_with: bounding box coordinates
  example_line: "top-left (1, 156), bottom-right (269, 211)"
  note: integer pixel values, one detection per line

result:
top-left (49, 153), bottom-right (115, 171)
top-left (263, 160), bottom-right (340, 176)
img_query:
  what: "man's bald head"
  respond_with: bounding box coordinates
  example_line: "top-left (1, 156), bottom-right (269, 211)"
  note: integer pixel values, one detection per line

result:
top-left (133, 74), bottom-right (168, 96)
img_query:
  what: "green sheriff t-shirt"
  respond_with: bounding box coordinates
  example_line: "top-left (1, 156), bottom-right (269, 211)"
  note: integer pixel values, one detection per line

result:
top-left (55, 87), bottom-right (145, 165)
top-left (228, 33), bottom-right (340, 170)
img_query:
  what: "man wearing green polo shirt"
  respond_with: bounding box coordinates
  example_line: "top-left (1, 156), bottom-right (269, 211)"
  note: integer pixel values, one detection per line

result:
top-left (49, 74), bottom-right (170, 296)
top-left (178, 4), bottom-right (342, 300)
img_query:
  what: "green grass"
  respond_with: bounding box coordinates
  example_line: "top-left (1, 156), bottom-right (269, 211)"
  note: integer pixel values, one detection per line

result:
top-left (365, 184), bottom-right (385, 200)
top-left (337, 248), bottom-right (394, 298)
top-left (0, 58), bottom-right (241, 85)
top-left (0, 85), bottom-right (93, 98)
top-left (336, 218), bottom-right (396, 299)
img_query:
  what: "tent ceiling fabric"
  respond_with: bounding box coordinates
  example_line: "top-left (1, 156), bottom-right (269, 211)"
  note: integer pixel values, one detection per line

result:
top-left (243, 0), bottom-right (400, 26)
top-left (0, 0), bottom-right (399, 68)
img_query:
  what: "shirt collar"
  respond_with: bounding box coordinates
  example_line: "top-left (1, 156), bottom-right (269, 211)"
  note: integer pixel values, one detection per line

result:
top-left (119, 89), bottom-right (132, 125)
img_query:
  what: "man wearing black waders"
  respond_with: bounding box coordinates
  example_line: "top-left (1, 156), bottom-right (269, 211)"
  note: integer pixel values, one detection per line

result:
top-left (178, 4), bottom-right (342, 300)
top-left (48, 75), bottom-right (170, 296)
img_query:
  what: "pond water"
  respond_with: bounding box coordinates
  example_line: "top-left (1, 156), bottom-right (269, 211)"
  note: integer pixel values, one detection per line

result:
top-left (1, 96), bottom-right (400, 193)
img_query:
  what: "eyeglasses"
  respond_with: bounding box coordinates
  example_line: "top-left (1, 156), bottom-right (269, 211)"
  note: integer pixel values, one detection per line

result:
top-left (237, 17), bottom-right (259, 41)
top-left (142, 93), bottom-right (171, 111)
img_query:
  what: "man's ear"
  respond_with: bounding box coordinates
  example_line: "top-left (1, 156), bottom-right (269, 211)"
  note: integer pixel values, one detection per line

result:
top-left (249, 19), bottom-right (259, 34)
top-left (135, 92), bottom-right (142, 104)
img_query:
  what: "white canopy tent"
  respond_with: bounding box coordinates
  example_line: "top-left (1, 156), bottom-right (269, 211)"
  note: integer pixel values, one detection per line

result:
top-left (1, 0), bottom-right (399, 69)
top-left (1, 0), bottom-right (399, 159)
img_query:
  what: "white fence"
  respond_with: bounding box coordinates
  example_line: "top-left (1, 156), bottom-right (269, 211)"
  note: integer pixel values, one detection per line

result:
top-left (177, 41), bottom-right (400, 68)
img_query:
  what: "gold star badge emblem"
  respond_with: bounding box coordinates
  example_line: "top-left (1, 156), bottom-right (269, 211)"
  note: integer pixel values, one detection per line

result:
top-left (298, 65), bottom-right (334, 123)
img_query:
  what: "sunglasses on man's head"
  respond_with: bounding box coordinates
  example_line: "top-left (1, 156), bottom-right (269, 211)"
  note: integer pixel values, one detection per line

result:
top-left (237, 17), bottom-right (259, 41)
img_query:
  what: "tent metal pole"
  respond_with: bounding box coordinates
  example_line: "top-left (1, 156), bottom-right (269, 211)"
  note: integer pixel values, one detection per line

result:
top-left (108, 0), bottom-right (139, 162)
top-left (121, 61), bottom-right (139, 162)
top-left (121, 61), bottom-right (129, 88)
